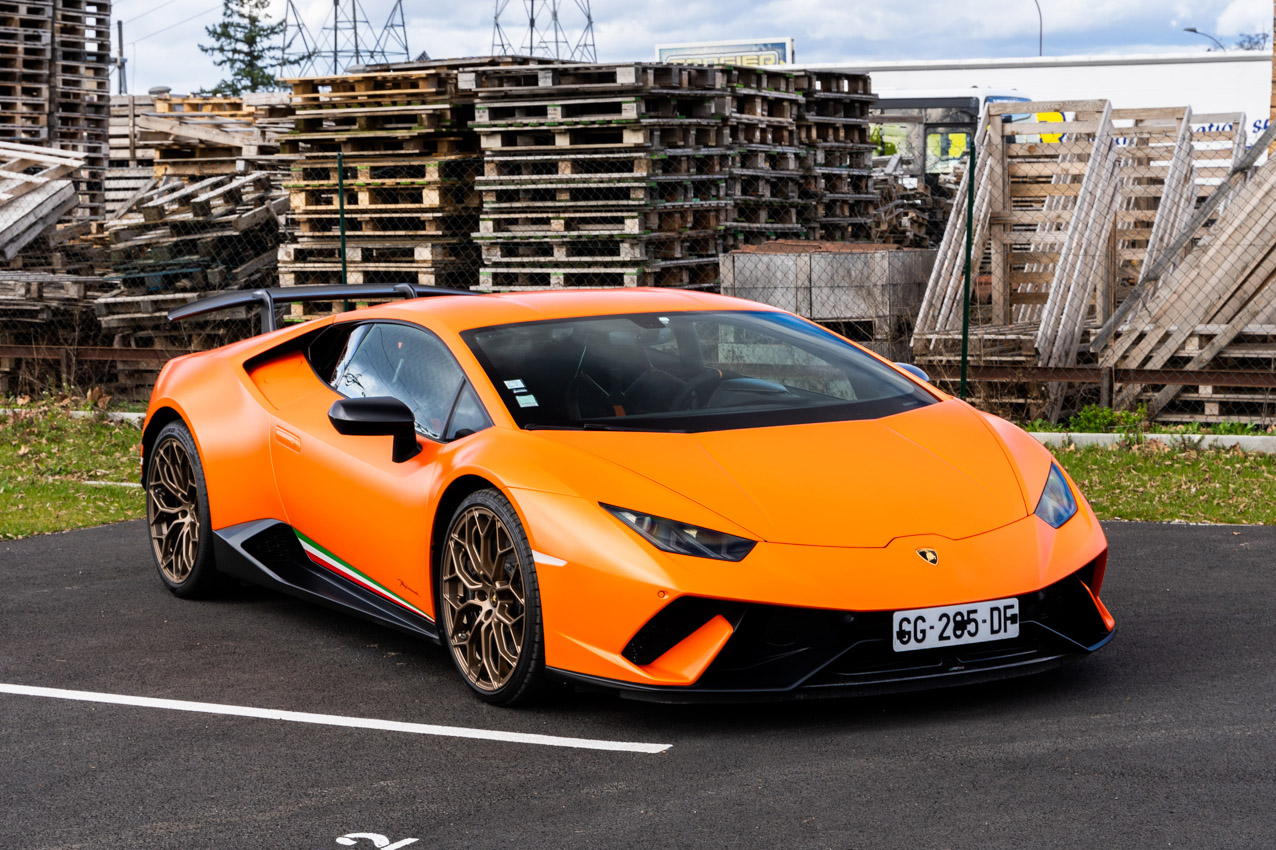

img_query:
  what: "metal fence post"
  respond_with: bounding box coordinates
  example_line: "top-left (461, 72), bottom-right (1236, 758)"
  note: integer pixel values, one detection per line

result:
top-left (337, 151), bottom-right (349, 289)
top-left (959, 140), bottom-right (976, 400)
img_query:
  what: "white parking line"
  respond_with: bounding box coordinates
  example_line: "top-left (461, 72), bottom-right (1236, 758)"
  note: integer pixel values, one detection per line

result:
top-left (0, 683), bottom-right (671, 754)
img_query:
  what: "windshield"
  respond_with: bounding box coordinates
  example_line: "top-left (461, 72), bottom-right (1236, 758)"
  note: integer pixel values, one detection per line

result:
top-left (462, 311), bottom-right (937, 433)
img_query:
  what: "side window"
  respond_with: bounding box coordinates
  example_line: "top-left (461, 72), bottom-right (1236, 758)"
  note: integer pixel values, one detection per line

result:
top-left (446, 383), bottom-right (490, 440)
top-left (331, 323), bottom-right (489, 441)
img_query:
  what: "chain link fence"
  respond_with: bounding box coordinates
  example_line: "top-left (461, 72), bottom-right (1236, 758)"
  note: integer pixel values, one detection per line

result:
top-left (6, 68), bottom-right (1276, 428)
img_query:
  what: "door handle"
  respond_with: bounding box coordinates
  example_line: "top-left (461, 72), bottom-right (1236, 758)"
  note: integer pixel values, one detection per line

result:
top-left (273, 426), bottom-right (301, 452)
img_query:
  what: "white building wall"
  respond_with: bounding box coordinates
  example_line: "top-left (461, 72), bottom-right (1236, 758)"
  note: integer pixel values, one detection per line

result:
top-left (791, 52), bottom-right (1272, 139)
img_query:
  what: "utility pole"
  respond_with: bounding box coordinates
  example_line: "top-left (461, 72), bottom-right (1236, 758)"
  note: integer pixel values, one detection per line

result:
top-left (1270, 0), bottom-right (1275, 153)
top-left (113, 20), bottom-right (127, 94)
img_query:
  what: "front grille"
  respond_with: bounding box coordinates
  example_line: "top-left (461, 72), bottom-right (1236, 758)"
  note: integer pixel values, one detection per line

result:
top-left (629, 556), bottom-right (1111, 694)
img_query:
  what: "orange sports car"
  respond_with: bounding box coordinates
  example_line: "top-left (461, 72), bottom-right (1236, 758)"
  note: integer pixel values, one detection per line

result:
top-left (142, 284), bottom-right (1114, 705)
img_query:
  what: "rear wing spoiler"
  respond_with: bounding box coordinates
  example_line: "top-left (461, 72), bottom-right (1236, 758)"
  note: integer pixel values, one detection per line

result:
top-left (167, 284), bottom-right (482, 334)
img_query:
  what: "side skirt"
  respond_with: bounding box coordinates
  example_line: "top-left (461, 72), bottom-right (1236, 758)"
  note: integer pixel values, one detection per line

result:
top-left (212, 519), bottom-right (440, 643)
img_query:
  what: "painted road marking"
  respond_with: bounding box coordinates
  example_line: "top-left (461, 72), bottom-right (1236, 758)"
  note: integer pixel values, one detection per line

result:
top-left (0, 683), bottom-right (671, 754)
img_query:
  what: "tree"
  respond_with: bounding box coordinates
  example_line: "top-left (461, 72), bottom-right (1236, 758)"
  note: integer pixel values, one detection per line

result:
top-left (1234, 32), bottom-right (1271, 51)
top-left (198, 0), bottom-right (285, 95)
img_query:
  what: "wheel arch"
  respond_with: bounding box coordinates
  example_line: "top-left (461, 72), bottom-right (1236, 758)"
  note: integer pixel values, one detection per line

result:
top-left (428, 473), bottom-right (501, 611)
top-left (140, 406), bottom-right (188, 485)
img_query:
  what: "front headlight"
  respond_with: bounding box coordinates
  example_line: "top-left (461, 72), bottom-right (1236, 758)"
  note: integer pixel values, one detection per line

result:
top-left (603, 504), bottom-right (756, 561)
top-left (1034, 463), bottom-right (1078, 528)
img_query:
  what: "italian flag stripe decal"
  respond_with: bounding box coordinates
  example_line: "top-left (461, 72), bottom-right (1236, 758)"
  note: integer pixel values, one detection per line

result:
top-left (293, 530), bottom-right (433, 621)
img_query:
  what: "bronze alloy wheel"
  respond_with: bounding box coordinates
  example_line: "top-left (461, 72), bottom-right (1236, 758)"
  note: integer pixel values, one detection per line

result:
top-left (441, 504), bottom-right (528, 692)
top-left (147, 436), bottom-right (201, 585)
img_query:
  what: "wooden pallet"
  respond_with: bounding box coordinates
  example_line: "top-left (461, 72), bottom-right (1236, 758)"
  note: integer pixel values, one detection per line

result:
top-left (459, 63), bottom-right (723, 96)
top-left (278, 239), bottom-right (474, 266)
top-left (289, 154), bottom-right (477, 184)
top-left (479, 178), bottom-right (727, 209)
top-left (290, 208), bottom-right (477, 239)
top-left (474, 92), bottom-right (728, 127)
top-left (477, 205), bottom-right (727, 236)
top-left (480, 149), bottom-right (734, 180)
top-left (475, 261), bottom-right (718, 291)
top-left (478, 231), bottom-right (720, 263)
top-left (288, 182), bottom-right (478, 213)
top-left (478, 121), bottom-right (727, 151)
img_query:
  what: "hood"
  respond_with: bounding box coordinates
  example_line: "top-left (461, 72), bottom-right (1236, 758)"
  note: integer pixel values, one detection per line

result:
top-left (535, 400), bottom-right (1029, 548)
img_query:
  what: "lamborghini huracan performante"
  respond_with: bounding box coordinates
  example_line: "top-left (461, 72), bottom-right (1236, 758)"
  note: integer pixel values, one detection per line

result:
top-left (142, 284), bottom-right (1114, 705)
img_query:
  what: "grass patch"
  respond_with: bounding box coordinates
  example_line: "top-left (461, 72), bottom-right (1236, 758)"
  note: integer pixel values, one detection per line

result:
top-left (1056, 442), bottom-right (1276, 524)
top-left (0, 397), bottom-right (143, 540)
top-left (1024, 404), bottom-right (1275, 437)
top-left (2, 399), bottom-right (1275, 539)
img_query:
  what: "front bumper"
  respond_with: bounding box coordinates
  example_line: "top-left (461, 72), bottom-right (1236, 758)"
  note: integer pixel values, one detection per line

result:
top-left (550, 561), bottom-right (1113, 703)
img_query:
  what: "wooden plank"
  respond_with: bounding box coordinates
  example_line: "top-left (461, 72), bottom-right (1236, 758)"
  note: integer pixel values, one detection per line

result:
top-left (987, 99), bottom-right (1108, 116)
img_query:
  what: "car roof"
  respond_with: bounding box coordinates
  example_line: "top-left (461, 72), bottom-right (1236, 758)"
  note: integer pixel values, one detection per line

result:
top-left (364, 288), bottom-right (780, 333)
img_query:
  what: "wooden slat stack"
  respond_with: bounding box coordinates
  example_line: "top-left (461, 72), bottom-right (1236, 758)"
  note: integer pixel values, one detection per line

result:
top-left (794, 69), bottom-right (876, 240)
top-left (89, 171), bottom-right (284, 386)
top-left (1098, 156), bottom-right (1276, 424)
top-left (0, 0), bottom-right (53, 144)
top-left (0, 269), bottom-right (111, 394)
top-left (465, 62), bottom-right (730, 290)
top-left (912, 99), bottom-right (1248, 419)
top-left (110, 91), bottom-right (289, 177)
top-left (48, 0), bottom-right (108, 217)
top-left (278, 66), bottom-right (482, 314)
top-left (0, 139), bottom-right (81, 258)
top-left (0, 0), bottom-right (111, 218)
top-left (722, 66), bottom-right (807, 248)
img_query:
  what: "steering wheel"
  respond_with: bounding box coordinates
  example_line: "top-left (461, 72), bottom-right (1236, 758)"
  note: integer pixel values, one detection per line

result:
top-left (671, 369), bottom-right (725, 410)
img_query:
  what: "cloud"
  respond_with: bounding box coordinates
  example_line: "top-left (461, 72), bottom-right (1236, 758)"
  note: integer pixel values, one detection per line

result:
top-left (1215, 0), bottom-right (1269, 35)
top-left (118, 0), bottom-right (1272, 95)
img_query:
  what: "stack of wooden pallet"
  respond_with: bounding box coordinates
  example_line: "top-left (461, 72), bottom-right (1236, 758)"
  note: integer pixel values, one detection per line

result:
top-left (912, 100), bottom-right (1249, 418)
top-left (278, 66), bottom-right (482, 308)
top-left (90, 172), bottom-right (283, 377)
top-left (116, 92), bottom-right (289, 178)
top-left (794, 70), bottom-right (876, 241)
top-left (1096, 153), bottom-right (1276, 424)
top-left (0, 0), bottom-right (111, 218)
top-left (48, 0), bottom-right (109, 217)
top-left (0, 269), bottom-right (112, 394)
top-left (106, 94), bottom-right (154, 217)
top-left (868, 155), bottom-right (938, 248)
top-left (722, 66), bottom-right (806, 248)
top-left (0, 0), bottom-right (53, 144)
top-left (464, 62), bottom-right (730, 290)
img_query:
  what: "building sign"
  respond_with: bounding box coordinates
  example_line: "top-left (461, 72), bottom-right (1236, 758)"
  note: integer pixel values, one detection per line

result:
top-left (655, 38), bottom-right (795, 67)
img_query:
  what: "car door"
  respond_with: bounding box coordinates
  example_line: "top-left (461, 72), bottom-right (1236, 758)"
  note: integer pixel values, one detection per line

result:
top-left (269, 320), bottom-right (490, 621)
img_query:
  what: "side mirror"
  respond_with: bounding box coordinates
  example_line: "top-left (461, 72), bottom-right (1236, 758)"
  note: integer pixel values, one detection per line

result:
top-left (328, 397), bottom-right (421, 463)
top-left (894, 363), bottom-right (930, 383)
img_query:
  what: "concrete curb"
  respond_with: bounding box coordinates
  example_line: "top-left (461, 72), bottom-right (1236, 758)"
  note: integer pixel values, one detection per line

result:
top-left (0, 409), bottom-right (144, 428)
top-left (1030, 431), bottom-right (1276, 453)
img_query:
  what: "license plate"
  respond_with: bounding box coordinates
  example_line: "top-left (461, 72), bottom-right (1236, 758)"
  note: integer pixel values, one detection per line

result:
top-left (892, 597), bottom-right (1019, 652)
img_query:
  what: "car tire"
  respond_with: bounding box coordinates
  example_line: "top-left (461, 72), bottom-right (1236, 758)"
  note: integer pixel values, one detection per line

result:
top-left (437, 488), bottom-right (546, 706)
top-left (145, 420), bottom-right (219, 599)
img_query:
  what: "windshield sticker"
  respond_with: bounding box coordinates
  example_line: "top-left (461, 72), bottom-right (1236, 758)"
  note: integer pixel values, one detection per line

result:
top-left (516, 394), bottom-right (539, 408)
top-left (504, 379), bottom-right (526, 391)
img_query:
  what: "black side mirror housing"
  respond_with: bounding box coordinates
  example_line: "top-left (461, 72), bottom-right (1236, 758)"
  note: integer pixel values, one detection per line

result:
top-left (894, 363), bottom-right (930, 383)
top-left (328, 397), bottom-right (421, 463)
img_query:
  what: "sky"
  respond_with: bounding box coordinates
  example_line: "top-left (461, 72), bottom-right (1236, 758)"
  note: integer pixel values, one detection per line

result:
top-left (111, 0), bottom-right (1274, 95)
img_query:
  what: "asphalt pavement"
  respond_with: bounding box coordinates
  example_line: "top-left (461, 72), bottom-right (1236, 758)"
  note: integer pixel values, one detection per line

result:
top-left (2, 519), bottom-right (1274, 850)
